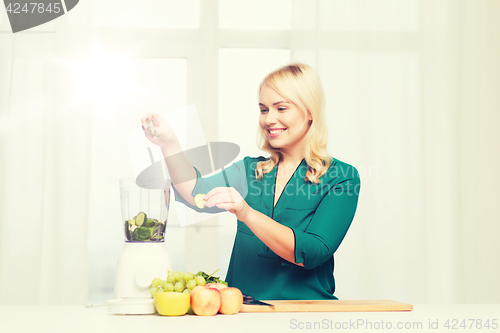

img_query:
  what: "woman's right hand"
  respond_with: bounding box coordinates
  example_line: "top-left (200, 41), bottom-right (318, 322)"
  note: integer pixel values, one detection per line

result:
top-left (141, 113), bottom-right (175, 147)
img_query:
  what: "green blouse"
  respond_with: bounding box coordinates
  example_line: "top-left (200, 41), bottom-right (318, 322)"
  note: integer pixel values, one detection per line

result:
top-left (175, 156), bottom-right (360, 300)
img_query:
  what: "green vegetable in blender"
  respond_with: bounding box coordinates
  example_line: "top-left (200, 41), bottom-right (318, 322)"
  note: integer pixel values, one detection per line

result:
top-left (124, 213), bottom-right (165, 242)
top-left (133, 227), bottom-right (151, 241)
top-left (135, 212), bottom-right (147, 226)
top-left (124, 220), bottom-right (131, 240)
top-left (151, 224), bottom-right (164, 240)
top-left (144, 218), bottom-right (157, 228)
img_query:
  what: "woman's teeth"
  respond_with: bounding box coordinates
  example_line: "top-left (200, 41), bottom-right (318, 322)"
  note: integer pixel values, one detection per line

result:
top-left (269, 129), bottom-right (286, 134)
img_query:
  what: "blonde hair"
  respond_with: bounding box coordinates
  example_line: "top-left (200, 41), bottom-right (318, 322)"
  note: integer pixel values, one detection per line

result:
top-left (255, 63), bottom-right (331, 183)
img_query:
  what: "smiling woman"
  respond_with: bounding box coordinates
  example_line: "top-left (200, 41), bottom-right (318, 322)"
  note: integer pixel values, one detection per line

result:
top-left (142, 63), bottom-right (361, 300)
top-left (256, 64), bottom-right (330, 184)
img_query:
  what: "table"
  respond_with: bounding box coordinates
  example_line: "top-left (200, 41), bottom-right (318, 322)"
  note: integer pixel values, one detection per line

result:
top-left (1, 304), bottom-right (499, 332)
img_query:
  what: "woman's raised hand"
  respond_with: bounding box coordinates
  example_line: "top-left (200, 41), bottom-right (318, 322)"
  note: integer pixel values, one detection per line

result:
top-left (203, 187), bottom-right (253, 221)
top-left (141, 113), bottom-right (175, 147)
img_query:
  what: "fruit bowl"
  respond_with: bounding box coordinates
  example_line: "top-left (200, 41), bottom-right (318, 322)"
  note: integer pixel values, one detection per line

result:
top-left (154, 292), bottom-right (191, 316)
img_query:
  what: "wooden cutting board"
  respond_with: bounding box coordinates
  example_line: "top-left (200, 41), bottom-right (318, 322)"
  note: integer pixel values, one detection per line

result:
top-left (240, 300), bottom-right (412, 312)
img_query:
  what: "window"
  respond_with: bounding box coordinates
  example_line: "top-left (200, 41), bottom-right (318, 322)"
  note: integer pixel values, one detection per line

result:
top-left (219, 0), bottom-right (292, 30)
top-left (92, 0), bottom-right (200, 28)
top-left (319, 0), bottom-right (419, 31)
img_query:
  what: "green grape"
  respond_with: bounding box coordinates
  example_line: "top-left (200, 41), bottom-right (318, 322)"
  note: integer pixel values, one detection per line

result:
top-left (166, 275), bottom-right (176, 284)
top-left (172, 271), bottom-right (181, 281)
top-left (156, 287), bottom-right (164, 293)
top-left (183, 288), bottom-right (190, 294)
top-left (151, 278), bottom-right (161, 287)
top-left (186, 279), bottom-right (197, 290)
top-left (164, 282), bottom-right (175, 292)
top-left (195, 275), bottom-right (206, 286)
top-left (182, 272), bottom-right (194, 282)
top-left (160, 280), bottom-right (167, 289)
top-left (174, 281), bottom-right (184, 292)
top-left (150, 286), bottom-right (158, 297)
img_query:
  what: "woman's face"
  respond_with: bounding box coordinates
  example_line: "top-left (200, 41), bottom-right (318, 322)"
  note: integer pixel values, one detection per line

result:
top-left (259, 84), bottom-right (311, 152)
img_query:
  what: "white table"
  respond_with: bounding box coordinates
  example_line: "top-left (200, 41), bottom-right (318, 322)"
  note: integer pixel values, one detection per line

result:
top-left (1, 304), bottom-right (499, 332)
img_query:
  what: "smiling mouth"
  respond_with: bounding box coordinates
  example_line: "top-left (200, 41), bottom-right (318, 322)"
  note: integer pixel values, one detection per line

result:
top-left (269, 128), bottom-right (286, 134)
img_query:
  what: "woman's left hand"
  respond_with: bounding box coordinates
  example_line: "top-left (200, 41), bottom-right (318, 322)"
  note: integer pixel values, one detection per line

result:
top-left (203, 187), bottom-right (252, 221)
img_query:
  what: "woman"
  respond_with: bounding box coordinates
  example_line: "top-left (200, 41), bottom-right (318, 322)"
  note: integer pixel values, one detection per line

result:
top-left (141, 63), bottom-right (360, 300)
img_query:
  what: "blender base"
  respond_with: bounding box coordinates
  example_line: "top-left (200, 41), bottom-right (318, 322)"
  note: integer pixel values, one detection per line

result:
top-left (107, 298), bottom-right (156, 315)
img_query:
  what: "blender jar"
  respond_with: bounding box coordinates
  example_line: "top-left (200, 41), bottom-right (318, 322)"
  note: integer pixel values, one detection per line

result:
top-left (120, 178), bottom-right (170, 242)
top-left (109, 178), bottom-right (172, 314)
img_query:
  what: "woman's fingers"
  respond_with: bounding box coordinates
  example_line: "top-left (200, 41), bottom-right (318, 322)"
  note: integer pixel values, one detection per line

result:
top-left (204, 191), bottom-right (231, 208)
top-left (203, 187), bottom-right (249, 218)
top-left (215, 203), bottom-right (236, 212)
top-left (146, 112), bottom-right (157, 120)
top-left (141, 113), bottom-right (159, 130)
top-left (204, 187), bottom-right (240, 208)
top-left (141, 113), bottom-right (156, 123)
top-left (205, 187), bottom-right (228, 200)
top-left (142, 122), bottom-right (153, 139)
top-left (141, 114), bottom-right (164, 139)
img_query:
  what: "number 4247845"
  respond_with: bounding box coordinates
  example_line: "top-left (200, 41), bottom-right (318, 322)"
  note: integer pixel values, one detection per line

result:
top-left (444, 319), bottom-right (498, 330)
top-left (6, 3), bottom-right (62, 14)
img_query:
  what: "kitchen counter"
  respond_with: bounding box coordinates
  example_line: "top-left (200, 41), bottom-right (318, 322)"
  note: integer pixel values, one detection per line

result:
top-left (1, 304), bottom-right (499, 332)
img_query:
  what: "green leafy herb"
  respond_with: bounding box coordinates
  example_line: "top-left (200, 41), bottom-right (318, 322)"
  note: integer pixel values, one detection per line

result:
top-left (144, 218), bottom-right (157, 228)
top-left (195, 269), bottom-right (227, 285)
top-left (132, 227), bottom-right (151, 241)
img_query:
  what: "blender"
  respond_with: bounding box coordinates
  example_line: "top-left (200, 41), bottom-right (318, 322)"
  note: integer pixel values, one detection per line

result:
top-left (107, 178), bottom-right (172, 315)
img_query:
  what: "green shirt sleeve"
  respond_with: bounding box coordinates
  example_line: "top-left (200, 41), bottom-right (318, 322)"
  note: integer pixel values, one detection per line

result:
top-left (292, 166), bottom-right (360, 269)
top-left (173, 158), bottom-right (249, 213)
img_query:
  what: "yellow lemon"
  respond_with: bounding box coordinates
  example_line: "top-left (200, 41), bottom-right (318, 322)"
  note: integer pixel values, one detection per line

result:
top-left (154, 292), bottom-right (190, 316)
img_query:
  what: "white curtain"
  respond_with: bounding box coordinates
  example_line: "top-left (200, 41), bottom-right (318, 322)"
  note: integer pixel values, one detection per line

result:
top-left (0, 5), bottom-right (92, 305)
top-left (291, 0), bottom-right (500, 303)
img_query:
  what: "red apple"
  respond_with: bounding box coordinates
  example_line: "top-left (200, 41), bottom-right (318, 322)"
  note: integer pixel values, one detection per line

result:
top-left (219, 287), bottom-right (243, 315)
top-left (206, 282), bottom-right (228, 291)
top-left (190, 286), bottom-right (221, 316)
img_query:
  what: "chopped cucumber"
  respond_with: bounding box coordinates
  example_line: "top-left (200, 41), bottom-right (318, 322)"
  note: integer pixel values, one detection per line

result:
top-left (135, 212), bottom-right (147, 226)
top-left (194, 194), bottom-right (206, 209)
